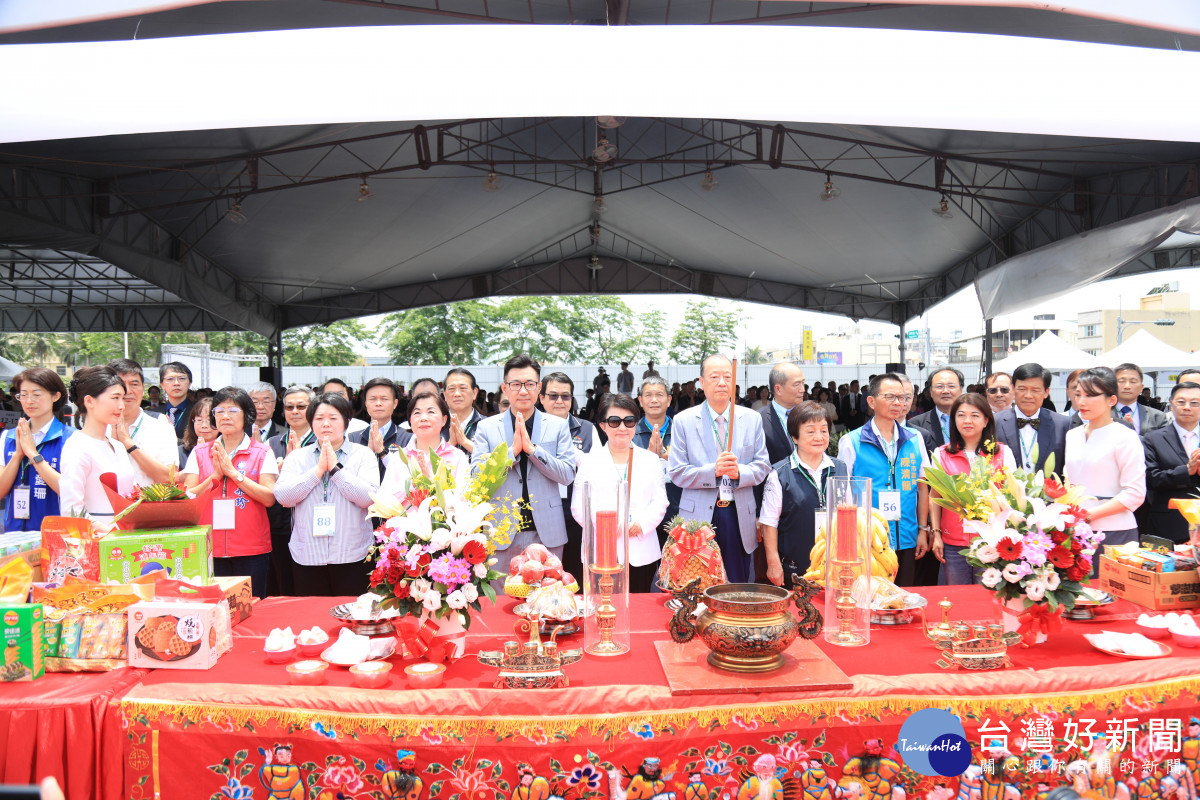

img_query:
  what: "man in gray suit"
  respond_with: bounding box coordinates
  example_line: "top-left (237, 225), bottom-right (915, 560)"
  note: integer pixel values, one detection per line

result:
top-left (994, 363), bottom-right (1070, 474)
top-left (668, 353), bottom-right (771, 583)
top-left (471, 354), bottom-right (578, 576)
top-left (1114, 362), bottom-right (1171, 436)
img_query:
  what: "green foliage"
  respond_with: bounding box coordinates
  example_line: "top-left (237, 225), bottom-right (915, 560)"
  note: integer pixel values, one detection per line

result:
top-left (668, 299), bottom-right (740, 364)
top-left (281, 320), bottom-right (370, 366)
top-left (379, 301), bottom-right (495, 364)
top-left (743, 345), bottom-right (768, 365)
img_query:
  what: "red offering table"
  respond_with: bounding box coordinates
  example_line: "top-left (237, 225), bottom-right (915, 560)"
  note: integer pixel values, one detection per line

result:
top-left (114, 588), bottom-right (1200, 800)
top-left (0, 667), bottom-right (146, 800)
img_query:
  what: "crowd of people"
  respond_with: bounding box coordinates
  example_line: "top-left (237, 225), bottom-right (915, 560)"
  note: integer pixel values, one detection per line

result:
top-left (1, 353), bottom-right (1197, 598)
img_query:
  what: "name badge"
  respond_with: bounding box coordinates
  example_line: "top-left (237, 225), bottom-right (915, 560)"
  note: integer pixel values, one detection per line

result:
top-left (878, 491), bottom-right (902, 521)
top-left (12, 485), bottom-right (30, 520)
top-left (718, 477), bottom-right (734, 503)
top-left (814, 507), bottom-right (826, 538)
top-left (212, 498), bottom-right (236, 530)
top-left (313, 504), bottom-right (337, 537)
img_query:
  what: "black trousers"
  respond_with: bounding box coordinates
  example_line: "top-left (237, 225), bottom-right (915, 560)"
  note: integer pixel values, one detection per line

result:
top-left (266, 530), bottom-right (297, 597)
top-left (292, 561), bottom-right (370, 597)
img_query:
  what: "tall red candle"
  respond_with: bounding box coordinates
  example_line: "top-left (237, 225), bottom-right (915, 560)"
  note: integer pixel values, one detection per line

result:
top-left (595, 510), bottom-right (619, 569)
top-left (835, 504), bottom-right (859, 562)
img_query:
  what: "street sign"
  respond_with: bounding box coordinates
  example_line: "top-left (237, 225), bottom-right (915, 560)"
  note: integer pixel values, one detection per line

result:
top-left (905, 330), bottom-right (919, 340)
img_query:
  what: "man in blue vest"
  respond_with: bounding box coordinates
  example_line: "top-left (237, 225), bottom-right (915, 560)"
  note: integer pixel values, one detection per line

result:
top-left (836, 372), bottom-right (931, 587)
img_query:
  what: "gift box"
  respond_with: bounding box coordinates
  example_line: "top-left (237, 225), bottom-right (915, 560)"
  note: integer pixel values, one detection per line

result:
top-left (1099, 554), bottom-right (1200, 610)
top-left (126, 580), bottom-right (232, 670)
top-left (213, 575), bottom-right (254, 626)
top-left (0, 604), bottom-right (44, 681)
top-left (98, 526), bottom-right (213, 585)
top-left (0, 530), bottom-right (44, 583)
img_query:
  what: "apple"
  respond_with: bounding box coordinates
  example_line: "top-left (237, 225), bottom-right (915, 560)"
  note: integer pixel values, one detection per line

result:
top-left (520, 560), bottom-right (545, 584)
top-left (522, 543), bottom-right (552, 564)
top-left (542, 559), bottom-right (563, 580)
top-left (561, 571), bottom-right (576, 588)
top-left (508, 555), bottom-right (526, 576)
top-left (540, 577), bottom-right (560, 588)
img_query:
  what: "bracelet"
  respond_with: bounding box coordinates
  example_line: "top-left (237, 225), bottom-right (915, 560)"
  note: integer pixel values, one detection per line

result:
top-left (126, 444), bottom-right (139, 454)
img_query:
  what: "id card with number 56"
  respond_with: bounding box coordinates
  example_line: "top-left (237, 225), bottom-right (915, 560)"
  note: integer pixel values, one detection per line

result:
top-left (878, 491), bottom-right (901, 521)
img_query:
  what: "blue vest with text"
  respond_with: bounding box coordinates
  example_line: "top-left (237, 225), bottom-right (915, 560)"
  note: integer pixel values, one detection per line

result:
top-left (3, 418), bottom-right (74, 532)
top-left (844, 422), bottom-right (922, 550)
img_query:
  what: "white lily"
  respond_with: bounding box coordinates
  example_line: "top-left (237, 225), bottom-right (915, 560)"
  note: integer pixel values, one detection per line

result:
top-left (388, 497), bottom-right (435, 542)
top-left (1005, 473), bottom-right (1028, 514)
top-left (1025, 496), bottom-right (1069, 533)
top-left (448, 498), bottom-right (495, 539)
top-left (964, 508), bottom-right (1016, 548)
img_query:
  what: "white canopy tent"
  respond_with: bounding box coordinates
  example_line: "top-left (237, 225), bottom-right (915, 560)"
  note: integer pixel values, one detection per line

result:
top-left (1099, 329), bottom-right (1195, 372)
top-left (991, 331), bottom-right (1099, 374)
top-left (0, 355), bottom-right (24, 383)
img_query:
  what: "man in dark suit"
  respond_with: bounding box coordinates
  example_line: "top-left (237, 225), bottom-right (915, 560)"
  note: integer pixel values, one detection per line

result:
top-left (758, 362), bottom-right (806, 465)
top-left (154, 361), bottom-right (194, 442)
top-left (842, 380), bottom-right (864, 430)
top-left (994, 363), bottom-right (1071, 475)
top-left (348, 377), bottom-right (411, 481)
top-left (1115, 363), bottom-right (1171, 436)
top-left (908, 368), bottom-right (963, 453)
top-left (1144, 381), bottom-right (1200, 544)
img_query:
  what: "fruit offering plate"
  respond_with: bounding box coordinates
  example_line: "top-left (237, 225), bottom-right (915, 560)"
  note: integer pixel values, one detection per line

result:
top-left (869, 593), bottom-right (927, 625)
top-left (329, 604), bottom-right (398, 636)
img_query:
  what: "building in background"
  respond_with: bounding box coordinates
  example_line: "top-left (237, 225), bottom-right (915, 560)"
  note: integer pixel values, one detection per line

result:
top-left (765, 327), bottom-right (899, 366)
top-left (947, 312), bottom-right (1076, 364)
top-left (1076, 283), bottom-right (1200, 355)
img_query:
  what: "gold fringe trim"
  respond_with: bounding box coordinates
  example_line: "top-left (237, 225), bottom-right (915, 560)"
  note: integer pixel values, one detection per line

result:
top-left (117, 674), bottom-right (1200, 741)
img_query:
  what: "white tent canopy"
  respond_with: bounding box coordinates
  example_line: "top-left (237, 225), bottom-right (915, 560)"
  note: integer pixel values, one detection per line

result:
top-left (0, 355), bottom-right (24, 382)
top-left (1099, 329), bottom-right (1196, 371)
top-left (991, 331), bottom-right (1099, 374)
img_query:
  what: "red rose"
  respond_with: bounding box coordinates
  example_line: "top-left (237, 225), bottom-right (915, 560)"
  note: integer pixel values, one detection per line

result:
top-left (386, 565), bottom-right (403, 584)
top-left (996, 537), bottom-right (1023, 561)
top-left (393, 581), bottom-right (410, 600)
top-left (370, 567), bottom-right (385, 587)
top-left (406, 553), bottom-right (431, 578)
top-left (1043, 478), bottom-right (1067, 499)
top-left (1048, 546), bottom-right (1075, 569)
top-left (461, 540), bottom-right (487, 565)
top-left (1065, 564), bottom-right (1088, 582)
top-left (1069, 538), bottom-right (1083, 554)
top-left (1049, 530), bottom-right (1070, 545)
top-left (1074, 555), bottom-right (1091, 573)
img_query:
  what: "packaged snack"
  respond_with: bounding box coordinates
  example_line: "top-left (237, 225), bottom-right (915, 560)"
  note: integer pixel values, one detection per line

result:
top-left (126, 579), bottom-right (232, 670)
top-left (58, 616), bottom-right (84, 658)
top-left (40, 517), bottom-right (102, 584)
top-left (0, 604), bottom-right (44, 681)
top-left (97, 526), bottom-right (213, 585)
top-left (213, 575), bottom-right (253, 626)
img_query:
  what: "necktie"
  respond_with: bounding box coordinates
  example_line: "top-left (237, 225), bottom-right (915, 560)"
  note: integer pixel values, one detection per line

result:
top-left (715, 414), bottom-right (727, 446)
top-left (168, 407), bottom-right (177, 424)
top-left (1120, 406), bottom-right (1133, 420)
top-left (1017, 417), bottom-right (1041, 430)
top-left (939, 413), bottom-right (949, 442)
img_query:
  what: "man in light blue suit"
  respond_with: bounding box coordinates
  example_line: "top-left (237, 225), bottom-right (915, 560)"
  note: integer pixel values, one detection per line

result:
top-left (668, 354), bottom-right (771, 583)
top-left (472, 354), bottom-right (578, 576)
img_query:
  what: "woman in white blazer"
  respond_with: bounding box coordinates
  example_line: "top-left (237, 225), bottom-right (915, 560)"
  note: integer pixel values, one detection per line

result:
top-left (572, 394), bottom-right (669, 592)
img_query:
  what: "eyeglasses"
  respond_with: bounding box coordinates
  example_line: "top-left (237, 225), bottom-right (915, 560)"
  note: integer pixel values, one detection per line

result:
top-left (212, 408), bottom-right (243, 417)
top-left (603, 416), bottom-right (637, 428)
top-left (283, 404), bottom-right (309, 412)
top-left (1173, 400), bottom-right (1200, 409)
top-left (878, 394), bottom-right (912, 404)
top-left (251, 399), bottom-right (274, 407)
top-left (987, 387), bottom-right (1011, 395)
top-left (506, 380), bottom-right (539, 393)
top-left (161, 376), bottom-right (188, 384)
top-left (542, 393), bottom-right (571, 402)
top-left (14, 391), bottom-right (49, 401)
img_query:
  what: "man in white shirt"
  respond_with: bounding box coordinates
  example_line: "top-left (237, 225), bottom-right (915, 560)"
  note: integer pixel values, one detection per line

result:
top-left (1114, 362), bottom-right (1171, 436)
top-left (108, 359), bottom-right (179, 487)
top-left (1143, 380), bottom-right (1200, 543)
top-left (248, 383), bottom-right (279, 442)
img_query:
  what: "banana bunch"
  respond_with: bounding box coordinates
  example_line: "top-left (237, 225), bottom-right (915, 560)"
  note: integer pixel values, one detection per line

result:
top-left (801, 508), bottom-right (898, 587)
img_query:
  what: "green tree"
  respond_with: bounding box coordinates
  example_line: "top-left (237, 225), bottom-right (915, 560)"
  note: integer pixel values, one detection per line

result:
top-left (743, 345), bottom-right (769, 365)
top-left (486, 297), bottom-right (591, 363)
top-left (627, 309), bottom-right (668, 363)
top-left (667, 299), bottom-right (741, 364)
top-left (379, 301), bottom-right (494, 365)
top-left (282, 320), bottom-right (371, 366)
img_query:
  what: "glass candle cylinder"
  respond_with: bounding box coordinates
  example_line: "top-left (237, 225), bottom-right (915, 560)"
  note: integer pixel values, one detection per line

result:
top-left (581, 479), bottom-right (631, 656)
top-left (823, 476), bottom-right (872, 647)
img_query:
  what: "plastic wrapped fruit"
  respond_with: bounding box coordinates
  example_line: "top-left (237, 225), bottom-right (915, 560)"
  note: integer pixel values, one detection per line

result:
top-left (503, 574), bottom-right (534, 598)
top-left (508, 555), bottom-right (526, 577)
top-left (542, 556), bottom-right (563, 580)
top-left (523, 543), bottom-right (552, 564)
top-left (523, 580), bottom-right (579, 621)
top-left (519, 559), bottom-right (545, 584)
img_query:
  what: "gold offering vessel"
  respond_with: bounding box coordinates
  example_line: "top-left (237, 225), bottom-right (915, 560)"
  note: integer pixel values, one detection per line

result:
top-left (919, 596), bottom-right (1020, 670)
top-left (668, 578), bottom-right (823, 673)
top-left (477, 618), bottom-right (583, 689)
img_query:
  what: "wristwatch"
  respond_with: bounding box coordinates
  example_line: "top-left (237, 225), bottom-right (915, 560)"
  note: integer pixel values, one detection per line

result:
top-left (126, 444), bottom-right (139, 454)
top-left (328, 462), bottom-right (344, 477)
top-left (31, 454), bottom-right (44, 465)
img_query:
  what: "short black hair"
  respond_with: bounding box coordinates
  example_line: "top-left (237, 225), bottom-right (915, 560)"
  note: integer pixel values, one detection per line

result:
top-left (786, 401), bottom-right (831, 440)
top-left (541, 371), bottom-right (574, 394)
top-left (867, 372), bottom-right (906, 398)
top-left (598, 392), bottom-right (638, 419)
top-left (1177, 369), bottom-right (1200, 384)
top-left (108, 358), bottom-right (144, 381)
top-left (160, 361), bottom-right (192, 382)
top-left (930, 367), bottom-right (965, 388)
top-left (1011, 362), bottom-right (1052, 389)
top-left (1170, 381), bottom-right (1200, 401)
top-left (985, 372), bottom-right (1011, 386)
top-left (945, 393), bottom-right (997, 455)
top-left (410, 378), bottom-right (439, 395)
top-left (210, 386), bottom-right (256, 436)
top-left (307, 392), bottom-right (354, 428)
top-left (445, 367), bottom-right (477, 389)
top-left (503, 354), bottom-right (541, 380)
top-left (1114, 363), bottom-right (1143, 380)
top-left (322, 377), bottom-right (350, 392)
top-left (1076, 366), bottom-right (1118, 398)
top-left (361, 377), bottom-right (398, 401)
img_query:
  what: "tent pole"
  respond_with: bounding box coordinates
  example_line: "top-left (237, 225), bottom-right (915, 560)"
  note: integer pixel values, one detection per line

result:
top-left (983, 318), bottom-right (994, 379)
top-left (267, 328), bottom-right (283, 388)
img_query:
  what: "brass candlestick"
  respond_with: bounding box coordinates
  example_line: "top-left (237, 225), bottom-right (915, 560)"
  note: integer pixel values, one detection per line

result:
top-left (826, 562), bottom-right (865, 646)
top-left (585, 564), bottom-right (628, 656)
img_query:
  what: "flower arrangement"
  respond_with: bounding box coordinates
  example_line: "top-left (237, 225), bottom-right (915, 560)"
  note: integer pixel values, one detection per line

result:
top-left (365, 444), bottom-right (522, 629)
top-left (923, 451), bottom-right (1100, 612)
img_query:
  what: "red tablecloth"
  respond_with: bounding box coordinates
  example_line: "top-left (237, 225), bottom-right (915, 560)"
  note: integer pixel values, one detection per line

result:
top-left (0, 666), bottom-right (146, 800)
top-left (114, 588), bottom-right (1200, 800)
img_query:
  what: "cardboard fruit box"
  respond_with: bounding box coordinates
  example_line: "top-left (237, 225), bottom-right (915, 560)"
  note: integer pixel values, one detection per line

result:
top-left (0, 603), bottom-right (44, 681)
top-left (1099, 554), bottom-right (1200, 611)
top-left (98, 526), bottom-right (213, 586)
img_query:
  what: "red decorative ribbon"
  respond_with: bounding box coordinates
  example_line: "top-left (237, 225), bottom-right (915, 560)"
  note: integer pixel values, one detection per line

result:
top-left (670, 528), bottom-right (721, 580)
top-left (395, 616), bottom-right (440, 658)
top-left (999, 600), bottom-right (1063, 647)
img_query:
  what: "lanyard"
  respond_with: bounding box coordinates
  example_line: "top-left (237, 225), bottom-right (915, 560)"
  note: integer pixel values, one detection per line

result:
top-left (18, 439), bottom-right (49, 486)
top-left (1019, 426), bottom-right (1036, 468)
top-left (707, 407), bottom-right (728, 450)
top-left (128, 414), bottom-right (145, 440)
top-left (876, 427), bottom-right (898, 490)
top-left (792, 455), bottom-right (830, 506)
top-left (284, 429), bottom-right (316, 449)
top-left (321, 449), bottom-right (342, 502)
